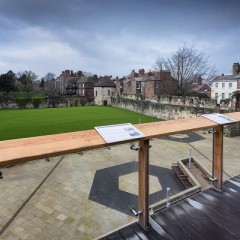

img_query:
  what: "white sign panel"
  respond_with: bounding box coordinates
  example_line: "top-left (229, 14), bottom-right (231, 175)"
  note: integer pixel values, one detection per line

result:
top-left (202, 113), bottom-right (236, 125)
top-left (95, 123), bottom-right (145, 143)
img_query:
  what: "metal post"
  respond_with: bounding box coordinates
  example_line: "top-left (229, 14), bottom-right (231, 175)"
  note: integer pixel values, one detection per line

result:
top-left (188, 148), bottom-right (192, 168)
top-left (166, 188), bottom-right (170, 207)
top-left (138, 139), bottom-right (149, 230)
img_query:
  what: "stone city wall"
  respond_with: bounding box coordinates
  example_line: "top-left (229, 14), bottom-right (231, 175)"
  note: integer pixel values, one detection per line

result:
top-left (224, 123), bottom-right (240, 137)
top-left (111, 97), bottom-right (218, 120)
top-left (114, 94), bottom-right (217, 108)
top-left (112, 97), bottom-right (240, 137)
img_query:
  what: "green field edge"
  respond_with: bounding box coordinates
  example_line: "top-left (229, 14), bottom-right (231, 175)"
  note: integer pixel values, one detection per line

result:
top-left (0, 106), bottom-right (160, 141)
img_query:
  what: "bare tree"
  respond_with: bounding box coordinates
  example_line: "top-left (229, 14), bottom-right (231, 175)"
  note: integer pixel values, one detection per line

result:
top-left (155, 45), bottom-right (216, 96)
top-left (43, 72), bottom-right (58, 96)
top-left (155, 57), bottom-right (165, 71)
top-left (44, 72), bottom-right (55, 82)
top-left (17, 70), bottom-right (38, 92)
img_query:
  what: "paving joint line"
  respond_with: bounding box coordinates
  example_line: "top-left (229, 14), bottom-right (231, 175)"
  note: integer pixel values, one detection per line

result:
top-left (0, 155), bottom-right (65, 236)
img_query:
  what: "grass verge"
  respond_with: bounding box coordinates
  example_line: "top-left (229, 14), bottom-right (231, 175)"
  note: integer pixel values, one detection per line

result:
top-left (0, 106), bottom-right (159, 141)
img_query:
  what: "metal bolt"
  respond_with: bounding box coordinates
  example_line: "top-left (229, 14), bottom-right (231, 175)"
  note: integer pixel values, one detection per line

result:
top-left (130, 144), bottom-right (140, 151)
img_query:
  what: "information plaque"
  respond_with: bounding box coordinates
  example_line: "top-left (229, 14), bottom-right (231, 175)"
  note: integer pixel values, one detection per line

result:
top-left (95, 123), bottom-right (145, 143)
top-left (202, 113), bottom-right (236, 125)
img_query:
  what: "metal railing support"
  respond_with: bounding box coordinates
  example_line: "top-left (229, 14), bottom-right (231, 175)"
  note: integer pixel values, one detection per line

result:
top-left (138, 139), bottom-right (149, 230)
top-left (213, 125), bottom-right (223, 190)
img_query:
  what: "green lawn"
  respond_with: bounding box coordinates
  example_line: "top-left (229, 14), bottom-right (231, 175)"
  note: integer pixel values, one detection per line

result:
top-left (0, 106), bottom-right (159, 141)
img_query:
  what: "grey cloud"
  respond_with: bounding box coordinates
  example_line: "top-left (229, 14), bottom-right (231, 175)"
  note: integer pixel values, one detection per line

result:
top-left (0, 0), bottom-right (239, 77)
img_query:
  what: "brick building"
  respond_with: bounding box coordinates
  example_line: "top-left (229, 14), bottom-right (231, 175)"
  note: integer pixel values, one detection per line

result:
top-left (56, 70), bottom-right (99, 101)
top-left (191, 75), bottom-right (211, 98)
top-left (116, 69), bottom-right (177, 99)
top-left (56, 70), bottom-right (83, 94)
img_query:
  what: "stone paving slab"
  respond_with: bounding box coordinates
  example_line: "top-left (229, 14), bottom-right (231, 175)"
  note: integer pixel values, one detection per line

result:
top-left (0, 157), bottom-right (60, 232)
top-left (0, 132), bottom-right (239, 239)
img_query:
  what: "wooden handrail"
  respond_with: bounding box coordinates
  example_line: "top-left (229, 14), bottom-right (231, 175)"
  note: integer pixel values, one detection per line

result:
top-left (0, 114), bottom-right (233, 166)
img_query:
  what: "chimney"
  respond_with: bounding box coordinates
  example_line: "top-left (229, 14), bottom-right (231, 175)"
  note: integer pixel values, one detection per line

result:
top-left (233, 62), bottom-right (240, 75)
top-left (142, 69), bottom-right (145, 75)
top-left (148, 70), bottom-right (153, 76)
top-left (131, 70), bottom-right (135, 78)
top-left (160, 71), bottom-right (171, 80)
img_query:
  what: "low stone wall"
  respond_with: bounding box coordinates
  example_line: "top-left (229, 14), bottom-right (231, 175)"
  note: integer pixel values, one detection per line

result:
top-left (153, 95), bottom-right (217, 108)
top-left (224, 123), bottom-right (240, 137)
top-left (111, 97), bottom-right (217, 120)
top-left (112, 97), bottom-right (240, 137)
top-left (114, 94), bottom-right (217, 108)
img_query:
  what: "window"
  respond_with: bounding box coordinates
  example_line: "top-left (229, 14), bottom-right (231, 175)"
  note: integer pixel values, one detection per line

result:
top-left (222, 93), bottom-right (225, 99)
top-left (229, 93), bottom-right (232, 98)
top-left (229, 83), bottom-right (232, 88)
top-left (79, 89), bottom-right (84, 96)
top-left (215, 93), bottom-right (218, 99)
top-left (222, 83), bottom-right (225, 88)
top-left (108, 90), bottom-right (110, 96)
top-left (136, 82), bottom-right (141, 89)
top-left (215, 83), bottom-right (218, 88)
top-left (95, 90), bottom-right (97, 96)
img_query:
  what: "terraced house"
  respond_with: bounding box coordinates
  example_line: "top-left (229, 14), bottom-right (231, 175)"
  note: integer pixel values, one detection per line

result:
top-left (116, 69), bottom-right (177, 100)
top-left (211, 63), bottom-right (240, 103)
top-left (56, 70), bottom-right (99, 101)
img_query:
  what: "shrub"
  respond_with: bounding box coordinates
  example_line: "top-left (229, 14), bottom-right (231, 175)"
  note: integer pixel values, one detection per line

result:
top-left (31, 96), bottom-right (44, 108)
top-left (79, 98), bottom-right (88, 106)
top-left (0, 92), bottom-right (4, 104)
top-left (74, 100), bottom-right (79, 107)
top-left (13, 92), bottom-right (31, 109)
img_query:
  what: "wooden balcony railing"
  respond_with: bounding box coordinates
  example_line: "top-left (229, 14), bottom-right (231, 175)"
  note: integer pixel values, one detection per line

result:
top-left (0, 112), bottom-right (240, 230)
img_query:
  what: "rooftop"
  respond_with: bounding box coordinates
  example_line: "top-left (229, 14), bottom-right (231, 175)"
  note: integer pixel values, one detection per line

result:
top-left (212, 75), bottom-right (239, 82)
top-left (95, 77), bottom-right (116, 87)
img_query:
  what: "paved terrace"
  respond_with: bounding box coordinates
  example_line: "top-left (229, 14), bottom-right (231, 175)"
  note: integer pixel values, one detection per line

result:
top-left (0, 113), bottom-right (240, 239)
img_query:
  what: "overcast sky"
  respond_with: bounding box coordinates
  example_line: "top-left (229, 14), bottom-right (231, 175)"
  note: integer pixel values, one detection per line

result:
top-left (0, 0), bottom-right (239, 79)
